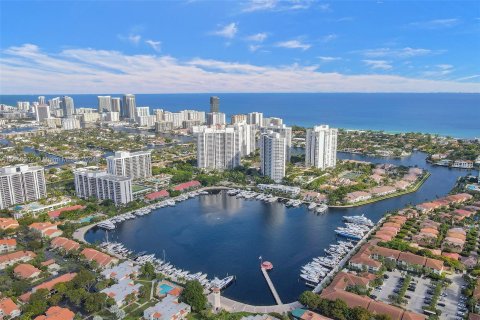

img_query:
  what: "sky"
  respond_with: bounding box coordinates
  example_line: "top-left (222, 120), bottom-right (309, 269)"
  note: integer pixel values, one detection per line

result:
top-left (1, 0), bottom-right (480, 94)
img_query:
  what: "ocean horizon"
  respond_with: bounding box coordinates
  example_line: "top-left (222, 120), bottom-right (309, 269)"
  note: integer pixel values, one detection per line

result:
top-left (1, 93), bottom-right (479, 138)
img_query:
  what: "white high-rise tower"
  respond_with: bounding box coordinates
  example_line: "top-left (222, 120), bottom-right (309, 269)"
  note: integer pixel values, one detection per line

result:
top-left (305, 125), bottom-right (338, 170)
top-left (260, 131), bottom-right (286, 183)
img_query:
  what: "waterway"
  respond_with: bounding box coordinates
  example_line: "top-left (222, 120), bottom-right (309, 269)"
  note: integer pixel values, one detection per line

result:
top-left (84, 151), bottom-right (478, 305)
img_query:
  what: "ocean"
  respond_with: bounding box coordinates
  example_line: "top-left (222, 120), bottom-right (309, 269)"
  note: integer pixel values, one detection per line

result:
top-left (1, 93), bottom-right (479, 138)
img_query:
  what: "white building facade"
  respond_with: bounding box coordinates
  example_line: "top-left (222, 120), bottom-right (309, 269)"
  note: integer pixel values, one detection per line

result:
top-left (196, 127), bottom-right (240, 170)
top-left (74, 167), bottom-right (133, 205)
top-left (106, 151), bottom-right (152, 180)
top-left (305, 125), bottom-right (338, 170)
top-left (260, 131), bottom-right (286, 183)
top-left (0, 165), bottom-right (47, 209)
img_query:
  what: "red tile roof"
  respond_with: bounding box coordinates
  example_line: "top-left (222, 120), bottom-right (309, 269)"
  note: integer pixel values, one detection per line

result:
top-left (0, 250), bottom-right (36, 264)
top-left (51, 237), bottom-right (81, 252)
top-left (173, 180), bottom-right (201, 191)
top-left (402, 311), bottom-right (427, 320)
top-left (81, 248), bottom-right (117, 267)
top-left (0, 218), bottom-right (19, 230)
top-left (48, 205), bottom-right (85, 219)
top-left (145, 189), bottom-right (169, 200)
top-left (368, 301), bottom-right (404, 320)
top-left (0, 238), bottom-right (17, 247)
top-left (20, 273), bottom-right (77, 302)
top-left (14, 263), bottom-right (41, 279)
top-left (424, 258), bottom-right (444, 271)
top-left (34, 306), bottom-right (75, 320)
top-left (320, 288), bottom-right (372, 309)
top-left (0, 298), bottom-right (20, 317)
top-left (398, 252), bottom-right (426, 266)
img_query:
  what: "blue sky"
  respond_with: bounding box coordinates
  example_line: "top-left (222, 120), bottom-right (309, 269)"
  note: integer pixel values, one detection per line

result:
top-left (1, 0), bottom-right (479, 93)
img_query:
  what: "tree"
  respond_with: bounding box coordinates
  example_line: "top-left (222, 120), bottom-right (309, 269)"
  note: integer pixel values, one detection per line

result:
top-left (23, 288), bottom-right (49, 316)
top-left (141, 261), bottom-right (156, 280)
top-left (349, 306), bottom-right (371, 320)
top-left (66, 288), bottom-right (87, 306)
top-left (73, 269), bottom-right (96, 291)
top-left (299, 291), bottom-right (321, 309)
top-left (180, 280), bottom-right (207, 312)
top-left (84, 293), bottom-right (108, 313)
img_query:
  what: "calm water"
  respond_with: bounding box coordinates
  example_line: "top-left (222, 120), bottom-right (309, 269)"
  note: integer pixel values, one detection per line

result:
top-left (85, 152), bottom-right (478, 305)
top-left (1, 93), bottom-right (479, 137)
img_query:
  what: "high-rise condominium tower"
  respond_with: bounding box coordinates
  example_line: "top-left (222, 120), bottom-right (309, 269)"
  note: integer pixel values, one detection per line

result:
top-left (106, 151), bottom-right (152, 180)
top-left (0, 165), bottom-right (47, 209)
top-left (196, 127), bottom-right (240, 170)
top-left (111, 97), bottom-right (122, 113)
top-left (260, 131), bottom-right (286, 183)
top-left (210, 96), bottom-right (220, 113)
top-left (98, 96), bottom-right (112, 112)
top-left (61, 96), bottom-right (74, 117)
top-left (122, 94), bottom-right (136, 119)
top-left (305, 125), bottom-right (338, 170)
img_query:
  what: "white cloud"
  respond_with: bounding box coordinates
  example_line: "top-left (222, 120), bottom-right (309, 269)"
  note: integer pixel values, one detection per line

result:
top-left (422, 64), bottom-right (454, 77)
top-left (359, 47), bottom-right (440, 59)
top-left (318, 56), bottom-right (341, 62)
top-left (242, 0), bottom-right (314, 12)
top-left (145, 40), bottom-right (161, 52)
top-left (456, 74), bottom-right (480, 81)
top-left (321, 34), bottom-right (337, 42)
top-left (363, 59), bottom-right (393, 70)
top-left (409, 18), bottom-right (459, 29)
top-left (318, 3), bottom-right (331, 12)
top-left (249, 44), bottom-right (262, 52)
top-left (118, 33), bottom-right (142, 45)
top-left (246, 32), bottom-right (268, 42)
top-left (212, 23), bottom-right (238, 39)
top-left (276, 40), bottom-right (311, 50)
top-left (1, 44), bottom-right (479, 94)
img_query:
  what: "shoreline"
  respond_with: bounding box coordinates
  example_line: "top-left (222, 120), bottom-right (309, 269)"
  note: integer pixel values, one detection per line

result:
top-left (329, 171), bottom-right (431, 208)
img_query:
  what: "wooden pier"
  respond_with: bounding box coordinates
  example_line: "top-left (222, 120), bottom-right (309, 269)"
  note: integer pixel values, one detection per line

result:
top-left (261, 267), bottom-right (283, 305)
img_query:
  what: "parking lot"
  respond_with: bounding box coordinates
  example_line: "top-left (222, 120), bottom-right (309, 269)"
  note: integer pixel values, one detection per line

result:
top-left (371, 269), bottom-right (469, 320)
top-left (406, 275), bottom-right (432, 313)
top-left (438, 273), bottom-right (467, 320)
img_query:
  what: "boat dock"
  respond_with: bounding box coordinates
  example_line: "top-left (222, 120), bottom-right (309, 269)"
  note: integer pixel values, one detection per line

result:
top-left (260, 266), bottom-right (283, 305)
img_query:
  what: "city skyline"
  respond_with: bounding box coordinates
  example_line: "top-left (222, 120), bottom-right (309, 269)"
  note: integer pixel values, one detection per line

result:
top-left (1, 1), bottom-right (480, 94)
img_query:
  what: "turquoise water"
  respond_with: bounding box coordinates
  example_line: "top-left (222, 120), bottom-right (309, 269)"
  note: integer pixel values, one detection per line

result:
top-left (1, 93), bottom-right (479, 137)
top-left (159, 284), bottom-right (174, 295)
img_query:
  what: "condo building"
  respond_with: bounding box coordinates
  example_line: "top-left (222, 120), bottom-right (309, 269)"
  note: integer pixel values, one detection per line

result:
top-left (111, 97), bottom-right (122, 113)
top-left (106, 151), bottom-right (152, 180)
top-left (61, 96), bottom-right (75, 117)
top-left (262, 124), bottom-right (292, 161)
top-left (74, 167), bottom-right (133, 205)
top-left (206, 112), bottom-right (226, 126)
top-left (210, 96), bottom-right (220, 113)
top-left (196, 127), bottom-right (240, 170)
top-left (122, 94), bottom-right (136, 119)
top-left (0, 165), bottom-right (47, 210)
top-left (231, 114), bottom-right (248, 124)
top-left (247, 112), bottom-right (264, 127)
top-left (98, 96), bottom-right (112, 112)
top-left (305, 125), bottom-right (338, 170)
top-left (260, 131), bottom-right (286, 183)
top-left (35, 105), bottom-right (50, 122)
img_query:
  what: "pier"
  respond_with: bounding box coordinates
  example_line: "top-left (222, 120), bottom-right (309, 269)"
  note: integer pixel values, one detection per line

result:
top-left (261, 266), bottom-right (283, 305)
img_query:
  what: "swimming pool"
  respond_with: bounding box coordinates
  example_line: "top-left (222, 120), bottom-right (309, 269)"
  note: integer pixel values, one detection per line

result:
top-left (158, 283), bottom-right (173, 295)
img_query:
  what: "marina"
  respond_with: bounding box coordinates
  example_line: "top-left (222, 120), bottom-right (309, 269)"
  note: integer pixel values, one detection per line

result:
top-left (85, 151), bottom-right (477, 305)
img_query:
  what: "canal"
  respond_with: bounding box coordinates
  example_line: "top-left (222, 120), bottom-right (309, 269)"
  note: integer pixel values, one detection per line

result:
top-left (85, 151), bottom-right (477, 305)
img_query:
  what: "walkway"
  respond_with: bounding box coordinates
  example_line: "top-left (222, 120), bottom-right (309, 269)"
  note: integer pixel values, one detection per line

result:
top-left (207, 294), bottom-right (301, 314)
top-left (261, 267), bottom-right (283, 305)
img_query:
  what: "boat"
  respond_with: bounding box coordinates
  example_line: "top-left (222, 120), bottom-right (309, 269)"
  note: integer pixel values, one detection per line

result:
top-left (334, 229), bottom-right (363, 240)
top-left (308, 202), bottom-right (317, 210)
top-left (315, 203), bottom-right (328, 213)
top-left (342, 214), bottom-right (374, 227)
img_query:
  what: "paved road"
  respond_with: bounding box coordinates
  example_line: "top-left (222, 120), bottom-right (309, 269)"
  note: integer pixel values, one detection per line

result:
top-left (406, 275), bottom-right (431, 313)
top-left (439, 273), bottom-right (465, 320)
